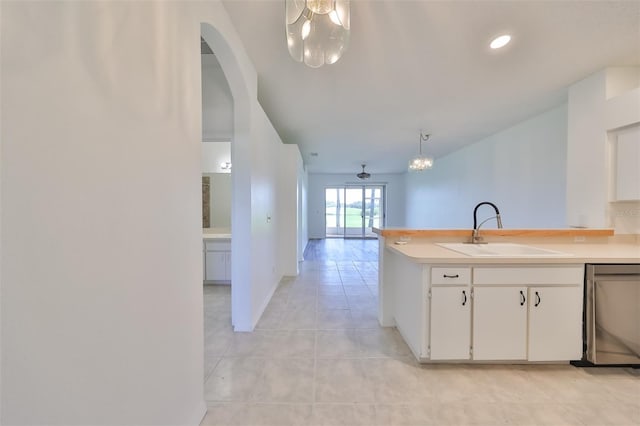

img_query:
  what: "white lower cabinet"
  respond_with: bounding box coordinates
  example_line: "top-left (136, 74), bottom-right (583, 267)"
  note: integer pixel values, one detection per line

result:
top-left (205, 251), bottom-right (230, 281)
top-left (430, 286), bottom-right (471, 360)
top-left (528, 286), bottom-right (583, 361)
top-left (472, 286), bottom-right (527, 360)
top-left (204, 240), bottom-right (231, 282)
top-left (426, 264), bottom-right (584, 363)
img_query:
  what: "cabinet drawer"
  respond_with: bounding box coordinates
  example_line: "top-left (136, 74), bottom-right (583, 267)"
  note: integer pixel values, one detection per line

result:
top-left (431, 267), bottom-right (471, 285)
top-left (204, 240), bottom-right (231, 251)
top-left (473, 266), bottom-right (583, 285)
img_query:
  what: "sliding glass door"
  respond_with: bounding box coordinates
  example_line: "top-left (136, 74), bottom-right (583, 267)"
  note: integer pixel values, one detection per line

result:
top-left (325, 185), bottom-right (385, 238)
top-left (363, 186), bottom-right (383, 237)
top-left (344, 187), bottom-right (364, 237)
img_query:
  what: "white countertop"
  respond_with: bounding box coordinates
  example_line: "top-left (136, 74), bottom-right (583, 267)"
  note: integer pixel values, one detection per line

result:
top-left (203, 228), bottom-right (231, 240)
top-left (387, 241), bottom-right (640, 264)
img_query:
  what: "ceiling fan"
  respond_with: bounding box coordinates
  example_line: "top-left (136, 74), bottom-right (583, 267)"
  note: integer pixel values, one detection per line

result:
top-left (356, 164), bottom-right (371, 180)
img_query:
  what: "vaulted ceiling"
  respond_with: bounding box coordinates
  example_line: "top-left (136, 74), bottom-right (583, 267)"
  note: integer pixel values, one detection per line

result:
top-left (221, 1), bottom-right (640, 174)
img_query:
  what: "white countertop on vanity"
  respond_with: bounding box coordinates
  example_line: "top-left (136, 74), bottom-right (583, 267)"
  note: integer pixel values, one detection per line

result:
top-left (203, 228), bottom-right (231, 240)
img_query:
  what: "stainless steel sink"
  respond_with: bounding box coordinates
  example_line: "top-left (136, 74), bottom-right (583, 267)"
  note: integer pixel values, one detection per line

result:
top-left (436, 242), bottom-right (571, 257)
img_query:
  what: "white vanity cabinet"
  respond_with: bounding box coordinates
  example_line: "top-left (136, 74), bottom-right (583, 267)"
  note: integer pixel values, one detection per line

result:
top-left (204, 239), bottom-right (231, 283)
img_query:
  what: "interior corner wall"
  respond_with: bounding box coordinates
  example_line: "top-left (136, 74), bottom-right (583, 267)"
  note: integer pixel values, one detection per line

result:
top-left (405, 105), bottom-right (568, 229)
top-left (307, 173), bottom-right (406, 239)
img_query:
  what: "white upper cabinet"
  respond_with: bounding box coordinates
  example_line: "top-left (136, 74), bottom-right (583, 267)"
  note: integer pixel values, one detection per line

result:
top-left (614, 125), bottom-right (640, 201)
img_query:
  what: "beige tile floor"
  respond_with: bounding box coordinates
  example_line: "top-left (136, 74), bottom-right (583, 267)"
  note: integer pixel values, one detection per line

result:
top-left (202, 259), bottom-right (639, 426)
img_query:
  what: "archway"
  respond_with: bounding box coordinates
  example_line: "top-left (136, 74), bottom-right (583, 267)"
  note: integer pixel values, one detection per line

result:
top-left (200, 23), bottom-right (253, 332)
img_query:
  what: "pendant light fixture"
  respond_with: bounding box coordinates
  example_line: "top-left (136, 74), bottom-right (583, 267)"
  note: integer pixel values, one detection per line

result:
top-left (408, 132), bottom-right (434, 172)
top-left (286, 0), bottom-right (350, 68)
top-left (356, 164), bottom-right (370, 180)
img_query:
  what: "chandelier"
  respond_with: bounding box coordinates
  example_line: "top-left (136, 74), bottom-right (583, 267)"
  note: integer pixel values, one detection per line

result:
top-left (408, 132), bottom-right (434, 171)
top-left (286, 0), bottom-right (350, 68)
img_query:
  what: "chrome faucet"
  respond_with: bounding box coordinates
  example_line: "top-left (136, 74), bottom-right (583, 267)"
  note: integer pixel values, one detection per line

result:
top-left (471, 202), bottom-right (503, 243)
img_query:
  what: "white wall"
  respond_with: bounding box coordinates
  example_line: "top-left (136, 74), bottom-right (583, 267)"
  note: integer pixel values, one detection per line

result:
top-left (278, 144), bottom-right (305, 276)
top-left (307, 173), bottom-right (406, 239)
top-left (405, 105), bottom-right (568, 229)
top-left (566, 71), bottom-right (608, 228)
top-left (1, 2), bottom-right (206, 424)
top-left (202, 54), bottom-right (233, 142)
top-left (1, 1), bottom-right (298, 424)
top-left (249, 103), bottom-right (284, 326)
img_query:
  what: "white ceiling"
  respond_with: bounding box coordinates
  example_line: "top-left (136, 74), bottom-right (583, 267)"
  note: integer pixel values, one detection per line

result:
top-left (220, 0), bottom-right (640, 174)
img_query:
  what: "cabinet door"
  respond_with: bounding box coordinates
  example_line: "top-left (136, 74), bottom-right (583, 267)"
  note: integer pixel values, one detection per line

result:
top-left (205, 251), bottom-right (227, 281)
top-left (615, 126), bottom-right (640, 201)
top-left (528, 286), bottom-right (583, 361)
top-left (473, 287), bottom-right (527, 360)
top-left (430, 287), bottom-right (471, 360)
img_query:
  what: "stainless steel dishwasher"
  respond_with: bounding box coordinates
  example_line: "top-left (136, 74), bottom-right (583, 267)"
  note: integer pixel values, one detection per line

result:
top-left (585, 264), bottom-right (640, 365)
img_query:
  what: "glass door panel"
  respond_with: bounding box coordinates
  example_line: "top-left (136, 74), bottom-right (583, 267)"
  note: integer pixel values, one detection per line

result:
top-left (325, 187), bottom-right (344, 237)
top-left (363, 186), bottom-right (383, 237)
top-left (344, 187), bottom-right (364, 237)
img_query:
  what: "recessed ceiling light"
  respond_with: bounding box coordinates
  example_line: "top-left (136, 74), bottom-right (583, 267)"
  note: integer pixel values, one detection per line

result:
top-left (490, 34), bottom-right (511, 49)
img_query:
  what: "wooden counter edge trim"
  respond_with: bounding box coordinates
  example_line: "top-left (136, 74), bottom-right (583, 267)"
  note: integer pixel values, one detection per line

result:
top-left (372, 228), bottom-right (615, 238)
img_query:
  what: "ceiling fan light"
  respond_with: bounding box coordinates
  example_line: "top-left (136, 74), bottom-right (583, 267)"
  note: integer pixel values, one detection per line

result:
top-left (356, 164), bottom-right (371, 180)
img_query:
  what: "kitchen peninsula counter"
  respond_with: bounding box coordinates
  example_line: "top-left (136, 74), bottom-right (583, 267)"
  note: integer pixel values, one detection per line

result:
top-left (375, 227), bottom-right (639, 364)
top-left (385, 240), bottom-right (640, 264)
top-left (373, 227), bottom-right (615, 238)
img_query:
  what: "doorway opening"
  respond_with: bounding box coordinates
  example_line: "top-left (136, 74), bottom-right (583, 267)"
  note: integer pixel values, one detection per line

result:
top-left (325, 185), bottom-right (385, 238)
